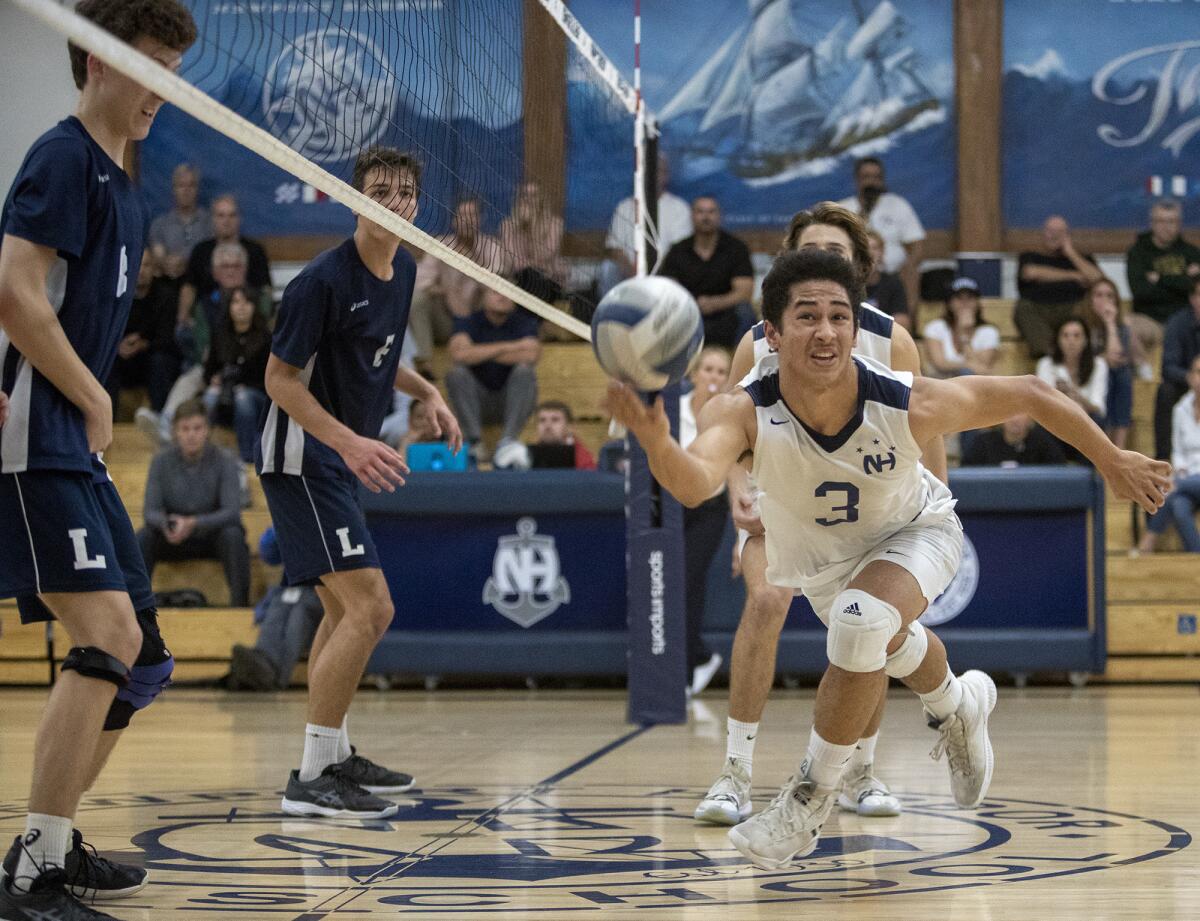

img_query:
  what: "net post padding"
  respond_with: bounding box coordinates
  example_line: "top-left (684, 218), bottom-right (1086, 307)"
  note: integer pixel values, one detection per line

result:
top-left (10, 0), bottom-right (590, 341)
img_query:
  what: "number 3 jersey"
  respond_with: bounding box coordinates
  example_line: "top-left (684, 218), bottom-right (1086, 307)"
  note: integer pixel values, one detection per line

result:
top-left (258, 237), bottom-right (415, 478)
top-left (0, 117), bottom-right (147, 475)
top-left (741, 353), bottom-right (956, 590)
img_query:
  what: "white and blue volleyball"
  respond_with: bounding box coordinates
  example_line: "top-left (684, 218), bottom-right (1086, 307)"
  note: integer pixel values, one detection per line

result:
top-left (591, 276), bottom-right (704, 391)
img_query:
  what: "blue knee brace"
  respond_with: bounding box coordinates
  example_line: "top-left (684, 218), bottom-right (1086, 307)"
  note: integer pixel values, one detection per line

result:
top-left (104, 609), bottom-right (174, 731)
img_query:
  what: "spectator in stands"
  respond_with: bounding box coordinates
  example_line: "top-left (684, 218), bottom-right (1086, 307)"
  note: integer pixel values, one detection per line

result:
top-left (1080, 277), bottom-right (1141, 449)
top-left (1037, 318), bottom-right (1108, 462)
top-left (659, 196), bottom-right (754, 350)
top-left (445, 285), bottom-right (541, 462)
top-left (500, 180), bottom-right (566, 303)
top-left (203, 286), bottom-right (272, 462)
top-left (961, 413), bottom-right (1067, 467)
top-left (528, 400), bottom-right (596, 470)
top-left (1015, 215), bottom-right (1103, 359)
top-left (597, 154), bottom-right (692, 298)
top-left (149, 163), bottom-right (209, 279)
top-left (1154, 276), bottom-right (1200, 459)
top-left (178, 193), bottom-right (272, 330)
top-left (387, 397), bottom-right (441, 455)
top-left (1126, 198), bottom-right (1200, 349)
top-left (107, 248), bottom-right (182, 415)
top-left (679, 345), bottom-right (731, 695)
top-left (138, 399), bottom-right (250, 605)
top-left (410, 196), bottom-right (503, 375)
top-left (864, 227), bottom-right (909, 329)
top-left (838, 156), bottom-right (925, 307)
top-left (922, 277), bottom-right (1000, 377)
top-left (226, 527), bottom-right (324, 690)
top-left (1139, 354), bottom-right (1200, 554)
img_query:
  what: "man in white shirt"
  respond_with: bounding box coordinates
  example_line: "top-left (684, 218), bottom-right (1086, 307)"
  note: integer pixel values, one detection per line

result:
top-left (597, 155), bottom-right (692, 298)
top-left (838, 157), bottom-right (925, 308)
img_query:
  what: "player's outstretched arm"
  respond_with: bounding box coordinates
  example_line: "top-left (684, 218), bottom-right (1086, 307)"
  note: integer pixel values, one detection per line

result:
top-left (0, 235), bottom-right (111, 452)
top-left (394, 364), bottom-right (462, 452)
top-left (910, 374), bottom-right (1171, 514)
top-left (265, 353), bottom-right (408, 493)
top-left (603, 382), bottom-right (751, 507)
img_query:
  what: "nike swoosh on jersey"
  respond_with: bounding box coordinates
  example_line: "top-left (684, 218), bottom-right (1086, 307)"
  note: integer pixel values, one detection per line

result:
top-left (769, 418), bottom-right (787, 425)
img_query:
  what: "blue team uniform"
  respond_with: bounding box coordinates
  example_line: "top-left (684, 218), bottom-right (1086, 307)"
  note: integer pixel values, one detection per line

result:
top-left (257, 237), bottom-right (416, 586)
top-left (0, 116), bottom-right (155, 609)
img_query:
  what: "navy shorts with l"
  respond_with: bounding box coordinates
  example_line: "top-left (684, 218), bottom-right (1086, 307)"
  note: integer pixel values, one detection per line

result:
top-left (260, 472), bottom-right (380, 587)
top-left (0, 470), bottom-right (153, 611)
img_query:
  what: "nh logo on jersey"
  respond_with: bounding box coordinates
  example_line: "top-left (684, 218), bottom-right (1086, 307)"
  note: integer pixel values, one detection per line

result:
top-left (483, 517), bottom-right (570, 628)
top-left (98, 174), bottom-right (110, 183)
top-left (843, 601), bottom-right (862, 617)
top-left (863, 451), bottom-right (897, 475)
top-left (373, 334), bottom-right (395, 368)
top-left (69, 529), bottom-right (106, 570)
top-left (335, 527), bottom-right (364, 558)
top-left (350, 299), bottom-right (368, 312)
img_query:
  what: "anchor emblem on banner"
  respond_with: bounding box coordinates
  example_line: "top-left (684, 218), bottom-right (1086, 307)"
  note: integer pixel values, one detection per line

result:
top-left (483, 518), bottom-right (571, 627)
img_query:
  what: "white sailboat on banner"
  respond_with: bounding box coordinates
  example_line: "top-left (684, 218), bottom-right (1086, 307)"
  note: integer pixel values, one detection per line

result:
top-left (659, 0), bottom-right (940, 179)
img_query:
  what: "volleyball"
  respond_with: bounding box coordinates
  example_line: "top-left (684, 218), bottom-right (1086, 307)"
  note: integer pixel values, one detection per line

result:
top-left (590, 276), bottom-right (705, 391)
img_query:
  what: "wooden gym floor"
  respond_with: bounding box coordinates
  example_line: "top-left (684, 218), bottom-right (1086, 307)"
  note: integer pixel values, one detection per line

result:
top-left (0, 685), bottom-right (1196, 919)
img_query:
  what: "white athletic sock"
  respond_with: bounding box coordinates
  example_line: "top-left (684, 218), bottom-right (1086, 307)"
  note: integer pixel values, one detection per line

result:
top-left (337, 716), bottom-right (352, 762)
top-left (920, 669), bottom-right (964, 723)
top-left (299, 723), bottom-right (342, 782)
top-left (850, 731), bottom-right (879, 768)
top-left (801, 728), bottom-right (855, 789)
top-left (726, 718), bottom-right (758, 769)
top-left (10, 814), bottom-right (71, 893)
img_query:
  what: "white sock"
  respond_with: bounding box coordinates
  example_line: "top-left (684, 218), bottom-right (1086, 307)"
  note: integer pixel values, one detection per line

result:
top-left (920, 669), bottom-right (964, 723)
top-left (726, 718), bottom-right (758, 768)
top-left (850, 731), bottom-right (879, 768)
top-left (801, 728), bottom-right (855, 789)
top-left (299, 723), bottom-right (342, 782)
top-left (337, 716), bottom-right (352, 762)
top-left (11, 814), bottom-right (72, 893)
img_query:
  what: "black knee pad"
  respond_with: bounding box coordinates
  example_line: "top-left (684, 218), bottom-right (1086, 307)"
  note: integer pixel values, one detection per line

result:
top-left (104, 608), bottom-right (175, 731)
top-left (62, 646), bottom-right (130, 687)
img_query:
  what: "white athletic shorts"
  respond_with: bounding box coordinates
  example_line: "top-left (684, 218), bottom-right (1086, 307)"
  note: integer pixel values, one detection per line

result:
top-left (798, 513), bottom-right (964, 626)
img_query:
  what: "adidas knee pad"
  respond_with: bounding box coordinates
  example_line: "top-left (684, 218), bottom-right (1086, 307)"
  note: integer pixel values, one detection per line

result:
top-left (104, 609), bottom-right (174, 731)
top-left (826, 589), bottom-right (902, 673)
top-left (884, 621), bottom-right (929, 679)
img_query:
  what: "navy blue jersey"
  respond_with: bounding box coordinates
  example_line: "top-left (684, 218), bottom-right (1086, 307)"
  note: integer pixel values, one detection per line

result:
top-left (0, 117), bottom-right (147, 475)
top-left (258, 238), bottom-right (415, 477)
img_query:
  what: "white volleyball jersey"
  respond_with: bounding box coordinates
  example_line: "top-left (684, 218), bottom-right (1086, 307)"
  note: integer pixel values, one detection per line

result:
top-left (749, 302), bottom-right (894, 367)
top-left (742, 354), bottom-right (956, 590)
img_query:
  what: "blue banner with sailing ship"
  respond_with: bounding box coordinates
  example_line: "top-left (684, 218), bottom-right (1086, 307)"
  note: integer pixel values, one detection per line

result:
top-left (568, 0), bottom-right (956, 233)
top-left (1004, 0), bottom-right (1200, 228)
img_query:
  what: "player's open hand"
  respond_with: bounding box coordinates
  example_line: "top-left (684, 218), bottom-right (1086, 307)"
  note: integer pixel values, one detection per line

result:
top-left (731, 490), bottom-right (764, 535)
top-left (84, 392), bottom-right (113, 454)
top-left (602, 382), bottom-right (669, 446)
top-left (341, 434), bottom-right (409, 493)
top-left (1100, 449), bottom-right (1171, 515)
top-left (425, 393), bottom-right (464, 454)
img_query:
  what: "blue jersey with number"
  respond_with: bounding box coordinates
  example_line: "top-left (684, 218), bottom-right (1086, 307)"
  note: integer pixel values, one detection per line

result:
top-left (743, 354), bottom-right (956, 590)
top-left (258, 237), bottom-right (415, 478)
top-left (0, 117), bottom-right (147, 475)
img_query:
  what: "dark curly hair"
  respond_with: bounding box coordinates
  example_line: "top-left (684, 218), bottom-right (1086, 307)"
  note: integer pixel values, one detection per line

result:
top-left (780, 201), bottom-right (873, 284)
top-left (71, 0), bottom-right (197, 90)
top-left (352, 146), bottom-right (423, 195)
top-left (761, 248), bottom-right (864, 332)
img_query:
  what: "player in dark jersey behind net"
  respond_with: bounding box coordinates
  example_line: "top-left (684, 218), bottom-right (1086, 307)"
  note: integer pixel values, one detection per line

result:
top-left (0, 1), bottom-right (196, 918)
top-left (257, 146), bottom-right (462, 819)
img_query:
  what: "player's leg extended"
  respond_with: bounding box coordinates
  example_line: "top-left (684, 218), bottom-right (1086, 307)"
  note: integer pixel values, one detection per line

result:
top-left (695, 535), bottom-right (789, 825)
top-left (6, 592), bottom-right (140, 892)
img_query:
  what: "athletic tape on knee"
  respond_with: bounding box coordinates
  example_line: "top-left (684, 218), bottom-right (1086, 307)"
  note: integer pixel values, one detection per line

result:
top-left (826, 589), bottom-right (902, 673)
top-left (105, 609), bottom-right (174, 731)
top-left (884, 621), bottom-right (929, 679)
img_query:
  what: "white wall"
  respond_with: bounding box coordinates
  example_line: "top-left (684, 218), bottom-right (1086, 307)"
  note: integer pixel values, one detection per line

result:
top-left (0, 1), bottom-right (80, 205)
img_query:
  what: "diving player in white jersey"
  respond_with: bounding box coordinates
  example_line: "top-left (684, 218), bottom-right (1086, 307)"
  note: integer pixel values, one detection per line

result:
top-left (695, 202), bottom-right (947, 826)
top-left (606, 248), bottom-right (1169, 870)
